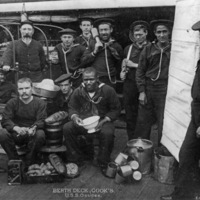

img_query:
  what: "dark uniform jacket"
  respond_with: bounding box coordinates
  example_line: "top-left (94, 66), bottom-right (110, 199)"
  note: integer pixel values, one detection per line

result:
top-left (2, 39), bottom-right (46, 72)
top-left (53, 90), bottom-right (73, 113)
top-left (136, 41), bottom-right (171, 92)
top-left (0, 81), bottom-right (17, 104)
top-left (82, 39), bottom-right (123, 77)
top-left (75, 35), bottom-right (95, 48)
top-left (68, 83), bottom-right (121, 120)
top-left (54, 43), bottom-right (86, 74)
top-left (124, 41), bottom-right (150, 80)
top-left (191, 60), bottom-right (200, 127)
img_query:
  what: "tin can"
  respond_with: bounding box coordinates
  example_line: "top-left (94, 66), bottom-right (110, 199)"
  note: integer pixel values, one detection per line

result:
top-left (106, 162), bottom-right (118, 178)
top-left (7, 160), bottom-right (23, 185)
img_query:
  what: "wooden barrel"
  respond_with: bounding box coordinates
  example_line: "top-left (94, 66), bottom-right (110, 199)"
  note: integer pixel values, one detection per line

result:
top-left (45, 121), bottom-right (63, 147)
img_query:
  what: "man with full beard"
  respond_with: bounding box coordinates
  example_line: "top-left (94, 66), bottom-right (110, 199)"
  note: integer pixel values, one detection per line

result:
top-left (2, 20), bottom-right (46, 82)
top-left (82, 18), bottom-right (123, 88)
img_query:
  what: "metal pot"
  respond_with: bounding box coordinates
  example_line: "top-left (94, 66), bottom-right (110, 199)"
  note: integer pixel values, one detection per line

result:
top-left (127, 138), bottom-right (153, 174)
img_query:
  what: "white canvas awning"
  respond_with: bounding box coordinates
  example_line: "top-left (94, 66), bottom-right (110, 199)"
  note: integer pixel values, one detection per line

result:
top-left (0, 0), bottom-right (176, 13)
top-left (161, 0), bottom-right (200, 161)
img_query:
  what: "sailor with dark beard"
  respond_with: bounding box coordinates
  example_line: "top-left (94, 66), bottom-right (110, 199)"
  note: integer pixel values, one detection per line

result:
top-left (2, 20), bottom-right (46, 82)
top-left (82, 18), bottom-right (123, 88)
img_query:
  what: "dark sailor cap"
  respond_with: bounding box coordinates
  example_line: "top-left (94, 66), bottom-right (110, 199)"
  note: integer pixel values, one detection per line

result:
top-left (55, 73), bottom-right (72, 84)
top-left (20, 20), bottom-right (33, 27)
top-left (79, 17), bottom-right (94, 24)
top-left (94, 18), bottom-right (115, 27)
top-left (58, 28), bottom-right (77, 36)
top-left (150, 19), bottom-right (173, 31)
top-left (130, 20), bottom-right (150, 31)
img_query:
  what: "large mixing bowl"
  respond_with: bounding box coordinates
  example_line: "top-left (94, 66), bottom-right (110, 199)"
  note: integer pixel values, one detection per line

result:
top-left (80, 116), bottom-right (100, 133)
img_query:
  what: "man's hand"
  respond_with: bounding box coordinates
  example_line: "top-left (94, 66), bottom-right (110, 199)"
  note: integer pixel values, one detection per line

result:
top-left (120, 70), bottom-right (127, 81)
top-left (13, 126), bottom-right (28, 136)
top-left (196, 126), bottom-right (200, 138)
top-left (27, 125), bottom-right (37, 136)
top-left (72, 115), bottom-right (83, 126)
top-left (93, 41), bottom-right (103, 54)
top-left (139, 92), bottom-right (147, 105)
top-left (96, 116), bottom-right (111, 130)
top-left (76, 68), bottom-right (84, 74)
top-left (3, 65), bottom-right (11, 71)
top-left (123, 58), bottom-right (138, 68)
top-left (50, 56), bottom-right (59, 65)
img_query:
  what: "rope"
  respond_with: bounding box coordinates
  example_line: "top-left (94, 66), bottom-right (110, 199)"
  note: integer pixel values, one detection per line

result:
top-left (105, 43), bottom-right (116, 84)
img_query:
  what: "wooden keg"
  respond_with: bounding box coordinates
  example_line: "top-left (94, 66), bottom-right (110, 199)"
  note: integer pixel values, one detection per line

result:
top-left (45, 121), bottom-right (63, 147)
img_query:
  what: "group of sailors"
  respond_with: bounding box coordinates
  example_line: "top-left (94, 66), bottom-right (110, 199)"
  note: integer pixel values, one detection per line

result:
top-left (0, 16), bottom-right (199, 199)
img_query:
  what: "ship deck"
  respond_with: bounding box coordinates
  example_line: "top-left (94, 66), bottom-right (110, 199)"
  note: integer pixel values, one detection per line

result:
top-left (0, 118), bottom-right (174, 200)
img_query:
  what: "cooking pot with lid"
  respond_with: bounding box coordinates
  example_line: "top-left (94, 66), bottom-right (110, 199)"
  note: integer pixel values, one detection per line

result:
top-left (127, 138), bottom-right (153, 174)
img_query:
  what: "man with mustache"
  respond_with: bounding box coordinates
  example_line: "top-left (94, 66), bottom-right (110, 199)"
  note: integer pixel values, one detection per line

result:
top-left (63, 67), bottom-right (121, 174)
top-left (135, 20), bottom-right (173, 145)
top-left (82, 18), bottom-right (123, 88)
top-left (0, 77), bottom-right (46, 166)
top-left (2, 20), bottom-right (46, 82)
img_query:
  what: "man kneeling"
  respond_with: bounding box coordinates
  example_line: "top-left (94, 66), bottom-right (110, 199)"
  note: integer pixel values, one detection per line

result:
top-left (63, 67), bottom-right (121, 174)
top-left (0, 78), bottom-right (47, 166)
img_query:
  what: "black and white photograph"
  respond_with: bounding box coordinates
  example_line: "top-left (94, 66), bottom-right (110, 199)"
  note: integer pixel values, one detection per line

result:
top-left (0, 0), bottom-right (199, 199)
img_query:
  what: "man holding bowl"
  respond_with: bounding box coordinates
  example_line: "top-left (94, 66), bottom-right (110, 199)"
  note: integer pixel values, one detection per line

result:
top-left (63, 67), bottom-right (121, 174)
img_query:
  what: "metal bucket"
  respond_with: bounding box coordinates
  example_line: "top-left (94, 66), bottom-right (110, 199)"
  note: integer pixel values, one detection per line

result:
top-left (154, 147), bottom-right (178, 184)
top-left (45, 121), bottom-right (63, 147)
top-left (127, 138), bottom-right (153, 174)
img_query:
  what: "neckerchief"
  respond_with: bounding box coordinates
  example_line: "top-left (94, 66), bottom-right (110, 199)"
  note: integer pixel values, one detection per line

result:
top-left (78, 83), bottom-right (105, 117)
top-left (80, 34), bottom-right (92, 47)
top-left (151, 41), bottom-right (171, 81)
top-left (61, 43), bottom-right (79, 74)
top-left (100, 38), bottom-right (119, 84)
top-left (100, 38), bottom-right (121, 60)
